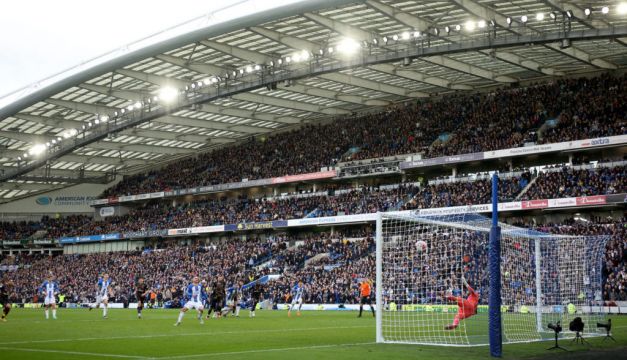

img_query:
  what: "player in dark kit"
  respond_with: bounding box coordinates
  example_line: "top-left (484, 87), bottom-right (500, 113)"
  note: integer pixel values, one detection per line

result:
top-left (0, 280), bottom-right (15, 322)
top-left (207, 275), bottom-right (226, 319)
top-left (135, 276), bottom-right (150, 319)
top-left (250, 281), bottom-right (263, 318)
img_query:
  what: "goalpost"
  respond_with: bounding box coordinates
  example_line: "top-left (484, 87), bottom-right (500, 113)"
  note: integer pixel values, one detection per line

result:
top-left (374, 211), bottom-right (608, 348)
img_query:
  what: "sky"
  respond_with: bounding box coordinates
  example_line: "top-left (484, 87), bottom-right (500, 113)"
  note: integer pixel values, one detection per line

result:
top-left (0, 0), bottom-right (243, 97)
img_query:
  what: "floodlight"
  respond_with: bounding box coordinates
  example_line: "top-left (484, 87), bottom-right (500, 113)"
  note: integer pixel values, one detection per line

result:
top-left (239, 69), bottom-right (244, 75)
top-left (245, 65), bottom-right (253, 73)
top-left (45, 142), bottom-right (50, 147)
top-left (392, 34), bottom-right (399, 41)
top-left (51, 139), bottom-right (56, 144)
top-left (126, 105), bottom-right (134, 111)
top-left (336, 38), bottom-right (360, 54)
top-left (478, 20), bottom-right (486, 28)
top-left (17, 156), bottom-right (21, 161)
top-left (549, 12), bottom-right (556, 20)
top-left (88, 122), bottom-right (92, 127)
top-left (413, 31), bottom-right (420, 38)
top-left (23, 153), bottom-right (28, 158)
top-left (465, 20), bottom-right (475, 31)
top-left (372, 38), bottom-right (378, 45)
top-left (293, 53), bottom-right (302, 62)
top-left (328, 46), bottom-right (334, 54)
top-left (100, 115), bottom-right (109, 122)
top-left (489, 20), bottom-right (496, 27)
top-left (433, 28), bottom-right (439, 36)
top-left (444, 26), bottom-right (450, 33)
top-left (565, 10), bottom-right (573, 18)
top-left (401, 31), bottom-right (410, 40)
top-left (158, 87), bottom-right (178, 103)
top-left (203, 78), bottom-right (211, 86)
top-left (29, 144), bottom-right (46, 156)
top-left (382, 36), bottom-right (388, 44)
top-left (277, 59), bottom-right (283, 65)
top-left (190, 83), bottom-right (196, 89)
top-left (285, 56), bottom-right (292, 63)
top-left (584, 8), bottom-right (591, 17)
top-left (455, 24), bottom-right (461, 31)
top-left (94, 119), bottom-right (99, 125)
top-left (536, 13), bottom-right (544, 21)
top-left (506, 17), bottom-right (512, 25)
top-left (521, 15), bottom-right (528, 23)
top-left (618, 3), bottom-right (627, 15)
top-left (602, 6), bottom-right (609, 14)
top-left (254, 64), bottom-right (261, 70)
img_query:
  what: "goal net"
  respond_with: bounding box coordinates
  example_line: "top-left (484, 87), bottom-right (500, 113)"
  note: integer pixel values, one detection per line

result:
top-left (375, 211), bottom-right (608, 346)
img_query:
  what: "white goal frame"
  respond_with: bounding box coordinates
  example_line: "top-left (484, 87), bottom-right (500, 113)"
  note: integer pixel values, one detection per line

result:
top-left (374, 211), bottom-right (608, 347)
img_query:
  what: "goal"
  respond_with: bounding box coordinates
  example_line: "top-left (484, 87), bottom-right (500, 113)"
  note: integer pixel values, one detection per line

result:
top-left (375, 211), bottom-right (608, 346)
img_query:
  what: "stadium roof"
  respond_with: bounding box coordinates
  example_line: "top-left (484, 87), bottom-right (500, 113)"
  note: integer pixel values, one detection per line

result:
top-left (1, 0), bottom-right (626, 202)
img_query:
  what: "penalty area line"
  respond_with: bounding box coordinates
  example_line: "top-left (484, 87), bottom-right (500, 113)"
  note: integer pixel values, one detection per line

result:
top-left (0, 346), bottom-right (152, 359)
top-left (157, 342), bottom-right (376, 359)
top-left (0, 325), bottom-right (371, 346)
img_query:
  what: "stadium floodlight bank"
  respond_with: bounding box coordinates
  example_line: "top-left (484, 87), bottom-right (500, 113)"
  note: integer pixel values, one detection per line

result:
top-left (375, 211), bottom-right (608, 348)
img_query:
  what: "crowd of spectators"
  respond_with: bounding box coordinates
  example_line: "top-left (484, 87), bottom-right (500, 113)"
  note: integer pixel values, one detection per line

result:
top-left (0, 236), bottom-right (284, 305)
top-left (404, 173), bottom-right (530, 209)
top-left (2, 214), bottom-right (625, 305)
top-left (103, 74), bottom-right (627, 197)
top-left (2, 164), bottom-right (626, 241)
top-left (522, 165), bottom-right (626, 200)
top-left (520, 216), bottom-right (627, 302)
top-left (0, 230), bottom-right (377, 306)
top-left (2, 218), bottom-right (627, 305)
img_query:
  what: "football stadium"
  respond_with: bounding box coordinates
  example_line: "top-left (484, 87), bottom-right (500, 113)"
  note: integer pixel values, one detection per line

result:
top-left (0, 0), bottom-right (626, 359)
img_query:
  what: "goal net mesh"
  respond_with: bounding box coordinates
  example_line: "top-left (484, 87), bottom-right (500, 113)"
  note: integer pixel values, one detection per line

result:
top-left (377, 212), bottom-right (607, 346)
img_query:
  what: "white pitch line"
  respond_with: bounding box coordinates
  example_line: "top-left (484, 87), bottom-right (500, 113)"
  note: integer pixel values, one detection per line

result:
top-left (0, 346), bottom-right (152, 359)
top-left (0, 325), bottom-right (371, 346)
top-left (157, 342), bottom-right (376, 359)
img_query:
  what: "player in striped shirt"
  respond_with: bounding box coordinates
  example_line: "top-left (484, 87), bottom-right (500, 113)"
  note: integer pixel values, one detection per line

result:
top-left (288, 281), bottom-right (305, 317)
top-left (174, 276), bottom-right (206, 326)
top-left (40, 273), bottom-right (59, 320)
top-left (90, 273), bottom-right (112, 318)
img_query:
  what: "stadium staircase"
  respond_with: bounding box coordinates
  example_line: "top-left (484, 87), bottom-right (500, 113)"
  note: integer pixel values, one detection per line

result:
top-left (31, 229), bottom-right (48, 240)
top-left (515, 176), bottom-right (539, 200)
top-left (340, 146), bottom-right (362, 161)
top-left (304, 253), bottom-right (329, 268)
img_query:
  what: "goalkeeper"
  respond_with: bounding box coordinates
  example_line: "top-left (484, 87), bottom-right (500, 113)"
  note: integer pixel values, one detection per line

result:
top-left (444, 276), bottom-right (479, 330)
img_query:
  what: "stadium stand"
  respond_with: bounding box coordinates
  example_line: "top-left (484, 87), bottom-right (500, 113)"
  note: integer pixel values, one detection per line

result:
top-left (2, 216), bottom-right (624, 304)
top-left (1, 163), bottom-right (625, 240)
top-left (102, 74), bottom-right (627, 198)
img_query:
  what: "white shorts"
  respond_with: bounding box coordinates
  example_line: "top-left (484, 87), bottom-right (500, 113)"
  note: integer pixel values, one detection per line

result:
top-left (44, 297), bottom-right (56, 305)
top-left (96, 295), bottom-right (109, 303)
top-left (184, 301), bottom-right (204, 310)
top-left (291, 297), bottom-right (303, 305)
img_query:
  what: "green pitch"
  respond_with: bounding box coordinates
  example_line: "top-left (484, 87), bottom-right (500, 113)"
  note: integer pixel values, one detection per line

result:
top-left (0, 309), bottom-right (625, 359)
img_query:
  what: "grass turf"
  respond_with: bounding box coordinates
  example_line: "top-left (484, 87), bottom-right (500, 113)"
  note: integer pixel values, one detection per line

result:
top-left (0, 308), bottom-right (625, 359)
